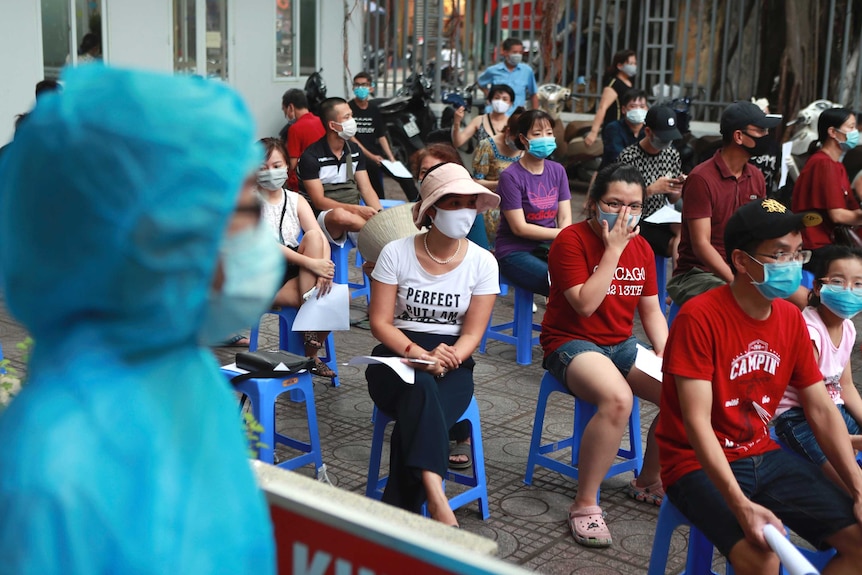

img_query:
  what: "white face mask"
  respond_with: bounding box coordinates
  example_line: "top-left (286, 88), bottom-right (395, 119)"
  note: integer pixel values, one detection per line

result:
top-left (491, 99), bottom-right (511, 114)
top-left (197, 220), bottom-right (284, 345)
top-left (335, 117), bottom-right (357, 140)
top-left (625, 108), bottom-right (647, 124)
top-left (431, 207), bottom-right (477, 239)
top-left (257, 167), bottom-right (288, 191)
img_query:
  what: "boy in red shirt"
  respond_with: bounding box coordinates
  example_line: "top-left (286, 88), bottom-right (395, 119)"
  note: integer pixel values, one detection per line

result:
top-left (657, 198), bottom-right (862, 574)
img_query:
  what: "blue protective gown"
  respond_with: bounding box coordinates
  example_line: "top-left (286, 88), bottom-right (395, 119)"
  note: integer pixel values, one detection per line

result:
top-left (0, 66), bottom-right (275, 574)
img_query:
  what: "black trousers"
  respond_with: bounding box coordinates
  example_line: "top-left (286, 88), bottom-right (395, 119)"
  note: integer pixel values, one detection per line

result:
top-left (365, 160), bottom-right (420, 201)
top-left (366, 330), bottom-right (474, 514)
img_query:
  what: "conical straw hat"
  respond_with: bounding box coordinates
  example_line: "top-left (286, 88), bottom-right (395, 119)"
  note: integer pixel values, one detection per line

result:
top-left (357, 202), bottom-right (422, 263)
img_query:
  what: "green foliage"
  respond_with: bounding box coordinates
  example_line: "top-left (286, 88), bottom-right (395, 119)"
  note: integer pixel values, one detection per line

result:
top-left (242, 411), bottom-right (268, 459)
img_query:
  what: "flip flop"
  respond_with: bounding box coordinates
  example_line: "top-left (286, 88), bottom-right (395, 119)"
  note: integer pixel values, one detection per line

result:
top-left (448, 442), bottom-right (472, 470)
top-left (568, 505), bottom-right (612, 548)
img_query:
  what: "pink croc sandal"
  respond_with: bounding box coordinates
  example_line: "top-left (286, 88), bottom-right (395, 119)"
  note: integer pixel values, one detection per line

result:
top-left (628, 478), bottom-right (665, 506)
top-left (568, 505), bottom-right (612, 548)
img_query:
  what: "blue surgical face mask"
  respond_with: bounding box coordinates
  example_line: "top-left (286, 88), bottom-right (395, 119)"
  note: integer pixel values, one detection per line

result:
top-left (353, 86), bottom-right (370, 100)
top-left (838, 129), bottom-right (859, 152)
top-left (746, 254), bottom-right (802, 300)
top-left (527, 136), bottom-right (556, 159)
top-left (596, 202), bottom-right (641, 231)
top-left (197, 220), bottom-right (284, 345)
top-left (819, 284), bottom-right (862, 319)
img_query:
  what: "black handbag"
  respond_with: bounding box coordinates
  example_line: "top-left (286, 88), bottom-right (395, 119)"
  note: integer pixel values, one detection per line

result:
top-left (231, 350), bottom-right (313, 384)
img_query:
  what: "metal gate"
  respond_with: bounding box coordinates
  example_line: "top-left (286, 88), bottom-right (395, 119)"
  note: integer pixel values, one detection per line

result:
top-left (360, 0), bottom-right (862, 122)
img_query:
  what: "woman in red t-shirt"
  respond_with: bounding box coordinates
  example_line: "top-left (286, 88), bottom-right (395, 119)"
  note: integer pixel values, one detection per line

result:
top-left (541, 163), bottom-right (668, 548)
top-left (791, 107), bottom-right (861, 252)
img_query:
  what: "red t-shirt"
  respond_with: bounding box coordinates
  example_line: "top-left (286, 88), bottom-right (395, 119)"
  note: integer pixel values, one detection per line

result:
top-left (541, 220), bottom-right (658, 354)
top-left (286, 112), bottom-right (326, 191)
top-left (675, 150), bottom-right (766, 276)
top-left (657, 285), bottom-right (822, 488)
top-left (791, 150), bottom-right (857, 249)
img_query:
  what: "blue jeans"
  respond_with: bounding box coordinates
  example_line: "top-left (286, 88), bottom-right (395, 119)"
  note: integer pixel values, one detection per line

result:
top-left (544, 336), bottom-right (640, 385)
top-left (498, 250), bottom-right (549, 296)
top-left (773, 405), bottom-right (861, 465)
top-left (668, 449), bottom-right (855, 557)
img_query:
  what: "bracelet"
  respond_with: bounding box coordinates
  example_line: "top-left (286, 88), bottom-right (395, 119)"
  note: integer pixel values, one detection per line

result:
top-left (404, 343), bottom-right (414, 357)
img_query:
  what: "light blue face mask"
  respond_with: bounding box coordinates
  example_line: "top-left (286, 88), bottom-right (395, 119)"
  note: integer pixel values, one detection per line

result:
top-left (527, 136), bottom-right (557, 159)
top-left (596, 202), bottom-right (641, 230)
top-left (626, 108), bottom-right (647, 124)
top-left (198, 219), bottom-right (284, 345)
top-left (838, 129), bottom-right (859, 152)
top-left (746, 254), bottom-right (802, 300)
top-left (353, 86), bottom-right (370, 100)
top-left (819, 284), bottom-right (862, 319)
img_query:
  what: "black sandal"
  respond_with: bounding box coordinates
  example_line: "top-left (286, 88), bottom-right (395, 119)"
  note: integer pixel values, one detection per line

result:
top-left (310, 358), bottom-right (336, 379)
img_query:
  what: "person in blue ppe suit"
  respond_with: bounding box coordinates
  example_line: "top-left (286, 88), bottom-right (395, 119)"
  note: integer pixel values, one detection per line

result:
top-left (0, 66), bottom-right (281, 574)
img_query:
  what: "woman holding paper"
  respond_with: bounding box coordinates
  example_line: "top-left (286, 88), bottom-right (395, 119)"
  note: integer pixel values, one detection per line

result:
top-left (257, 138), bottom-right (336, 378)
top-left (540, 163), bottom-right (667, 548)
top-left (365, 163), bottom-right (500, 526)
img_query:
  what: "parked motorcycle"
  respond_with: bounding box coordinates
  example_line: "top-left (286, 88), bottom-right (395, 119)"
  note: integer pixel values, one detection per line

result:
top-left (363, 46), bottom-right (386, 77)
top-left (372, 73), bottom-right (437, 165)
top-left (304, 68), bottom-right (327, 118)
top-left (536, 83), bottom-right (602, 191)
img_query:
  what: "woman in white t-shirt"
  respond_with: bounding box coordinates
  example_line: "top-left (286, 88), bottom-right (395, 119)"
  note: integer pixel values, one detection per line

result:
top-left (257, 138), bottom-right (336, 378)
top-left (366, 163), bottom-right (500, 526)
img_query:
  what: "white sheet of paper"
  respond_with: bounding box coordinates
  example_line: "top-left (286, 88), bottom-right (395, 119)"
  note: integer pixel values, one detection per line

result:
top-left (763, 524), bottom-right (819, 575)
top-left (381, 160), bottom-right (413, 179)
top-left (347, 356), bottom-right (415, 384)
top-left (635, 344), bottom-right (664, 382)
top-left (779, 141), bottom-right (793, 189)
top-left (291, 283), bottom-right (350, 332)
top-left (644, 204), bottom-right (682, 225)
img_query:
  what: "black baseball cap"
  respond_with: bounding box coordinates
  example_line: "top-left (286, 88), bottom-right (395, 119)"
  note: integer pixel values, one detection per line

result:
top-left (720, 101), bottom-right (782, 136)
top-left (724, 199), bottom-right (822, 259)
top-left (645, 106), bottom-right (683, 140)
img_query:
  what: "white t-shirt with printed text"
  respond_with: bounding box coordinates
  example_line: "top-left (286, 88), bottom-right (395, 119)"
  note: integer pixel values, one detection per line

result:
top-left (372, 236), bottom-right (500, 335)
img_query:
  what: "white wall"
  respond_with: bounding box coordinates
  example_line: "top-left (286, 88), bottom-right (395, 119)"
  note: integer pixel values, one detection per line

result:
top-left (232, 0), bottom-right (363, 139)
top-left (104, 0), bottom-right (173, 71)
top-left (0, 0), bottom-right (362, 145)
top-left (0, 0), bottom-right (44, 145)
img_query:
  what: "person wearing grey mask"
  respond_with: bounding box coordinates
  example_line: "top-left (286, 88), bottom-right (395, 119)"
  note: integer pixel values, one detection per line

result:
top-left (617, 105), bottom-right (686, 266)
top-left (476, 37), bottom-right (538, 114)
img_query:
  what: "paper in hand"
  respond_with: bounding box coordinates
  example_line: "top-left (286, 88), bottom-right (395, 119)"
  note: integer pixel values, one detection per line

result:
top-left (762, 524), bottom-right (819, 575)
top-left (635, 344), bottom-right (664, 382)
top-left (347, 356), bottom-right (415, 384)
top-left (292, 283), bottom-right (350, 332)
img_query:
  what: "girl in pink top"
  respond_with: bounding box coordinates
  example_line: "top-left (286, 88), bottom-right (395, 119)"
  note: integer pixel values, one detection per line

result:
top-left (774, 245), bottom-right (862, 489)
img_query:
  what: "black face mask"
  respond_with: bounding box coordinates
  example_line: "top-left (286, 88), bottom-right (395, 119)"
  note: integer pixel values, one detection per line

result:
top-left (740, 131), bottom-right (771, 157)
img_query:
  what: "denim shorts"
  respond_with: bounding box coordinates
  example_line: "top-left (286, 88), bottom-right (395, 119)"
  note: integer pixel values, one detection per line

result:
top-left (544, 336), bottom-right (640, 385)
top-left (773, 405), bottom-right (862, 466)
top-left (667, 449), bottom-right (856, 558)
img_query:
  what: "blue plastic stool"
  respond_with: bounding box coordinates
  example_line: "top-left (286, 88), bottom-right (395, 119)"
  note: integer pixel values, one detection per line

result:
top-left (379, 198), bottom-right (406, 209)
top-left (524, 372), bottom-right (644, 495)
top-left (365, 395), bottom-right (490, 520)
top-left (479, 279), bottom-right (540, 366)
top-left (648, 498), bottom-right (722, 575)
top-left (249, 306), bottom-right (339, 388)
top-left (221, 367), bottom-right (323, 476)
top-left (655, 254), bottom-right (670, 315)
top-left (331, 236), bottom-right (370, 304)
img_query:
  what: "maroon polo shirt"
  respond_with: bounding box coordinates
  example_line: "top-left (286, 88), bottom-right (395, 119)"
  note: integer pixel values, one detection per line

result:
top-left (674, 149), bottom-right (766, 276)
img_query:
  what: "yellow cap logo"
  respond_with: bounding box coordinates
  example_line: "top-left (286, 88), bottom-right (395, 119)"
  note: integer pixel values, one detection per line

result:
top-left (761, 199), bottom-right (786, 213)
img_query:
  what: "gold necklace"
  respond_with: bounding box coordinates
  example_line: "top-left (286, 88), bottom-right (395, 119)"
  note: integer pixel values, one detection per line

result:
top-left (423, 233), bottom-right (461, 265)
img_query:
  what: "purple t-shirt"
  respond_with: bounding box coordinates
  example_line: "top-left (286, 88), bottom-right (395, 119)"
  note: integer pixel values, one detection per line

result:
top-left (494, 159), bottom-right (571, 259)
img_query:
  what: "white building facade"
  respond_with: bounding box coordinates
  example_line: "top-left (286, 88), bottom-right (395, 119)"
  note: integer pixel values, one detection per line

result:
top-left (0, 0), bottom-right (366, 145)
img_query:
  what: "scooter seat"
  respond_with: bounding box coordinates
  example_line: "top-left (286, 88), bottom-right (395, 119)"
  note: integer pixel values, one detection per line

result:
top-left (378, 95), bottom-right (410, 114)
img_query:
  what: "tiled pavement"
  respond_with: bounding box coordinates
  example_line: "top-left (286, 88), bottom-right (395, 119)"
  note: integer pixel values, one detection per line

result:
top-left (4, 180), bottom-right (858, 573)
